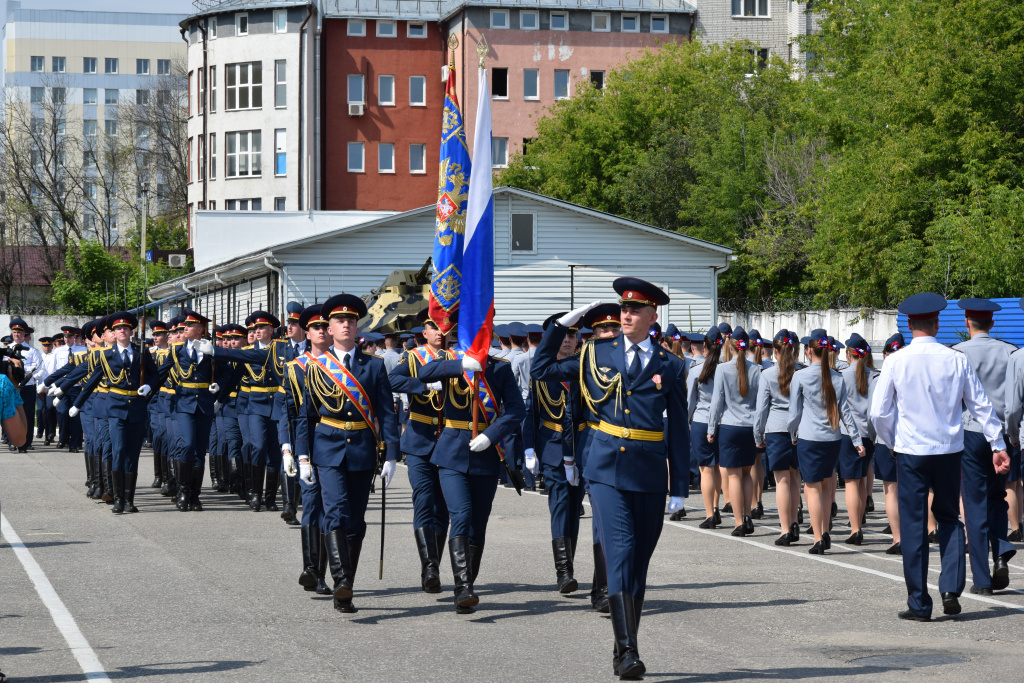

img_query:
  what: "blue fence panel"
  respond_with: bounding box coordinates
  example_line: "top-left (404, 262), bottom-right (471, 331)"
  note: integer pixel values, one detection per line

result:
top-left (896, 297), bottom-right (1024, 347)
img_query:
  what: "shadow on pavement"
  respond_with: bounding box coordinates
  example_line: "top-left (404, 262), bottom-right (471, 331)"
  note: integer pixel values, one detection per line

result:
top-left (19, 659), bottom-right (262, 681)
top-left (646, 664), bottom-right (909, 681)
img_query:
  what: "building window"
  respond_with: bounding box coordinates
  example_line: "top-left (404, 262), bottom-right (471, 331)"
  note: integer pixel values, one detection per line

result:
top-left (651, 14), bottom-right (668, 33)
top-left (225, 130), bottom-right (261, 177)
top-left (236, 13), bottom-right (249, 35)
top-left (520, 10), bottom-right (538, 30)
top-left (31, 56), bottom-right (44, 72)
top-left (274, 9), bottom-right (287, 33)
top-left (105, 88), bottom-right (119, 104)
top-left (52, 87), bottom-right (66, 104)
top-left (83, 119), bottom-right (98, 137)
top-left (348, 142), bottom-right (365, 172)
top-left (198, 135), bottom-right (206, 180)
top-left (491, 137), bottom-right (508, 168)
top-left (105, 120), bottom-right (117, 136)
top-left (410, 143), bottom-right (426, 173)
top-left (83, 57), bottom-right (97, 74)
top-left (275, 60), bottom-right (286, 108)
top-left (621, 13), bottom-right (639, 32)
top-left (550, 11), bottom-right (568, 30)
top-left (105, 58), bottom-right (118, 74)
top-left (590, 70), bottom-right (605, 89)
top-left (275, 197), bottom-right (286, 211)
top-left (748, 48), bottom-right (770, 71)
top-left (157, 89), bottom-right (171, 106)
top-left (209, 17), bottom-right (217, 39)
top-left (554, 70), bottom-right (570, 99)
top-left (348, 19), bottom-right (365, 36)
top-left (409, 75), bottom-right (426, 106)
top-left (348, 74), bottom-right (364, 104)
top-left (226, 199), bottom-right (261, 211)
top-left (491, 68), bottom-right (508, 99)
top-left (55, 118), bottom-right (65, 135)
top-left (275, 129), bottom-right (286, 176)
top-left (210, 66), bottom-right (217, 112)
top-left (225, 62), bottom-right (262, 110)
top-left (378, 75), bottom-right (395, 106)
top-left (408, 21), bottom-right (426, 38)
top-left (378, 143), bottom-right (395, 173)
top-left (209, 133), bottom-right (216, 179)
top-left (83, 88), bottom-right (97, 105)
top-left (511, 212), bottom-right (535, 252)
top-left (491, 9), bottom-right (509, 29)
top-left (84, 150), bottom-right (96, 168)
top-left (733, 0), bottom-right (769, 17)
top-left (377, 20), bottom-right (397, 37)
top-left (523, 69), bottom-right (538, 99)
top-left (137, 59), bottom-right (150, 75)
top-left (209, 201), bottom-right (216, 210)
top-left (136, 89), bottom-right (150, 106)
top-left (52, 56), bottom-right (65, 73)
top-left (592, 13), bottom-right (610, 31)
top-left (158, 59), bottom-right (171, 75)
top-left (30, 87), bottom-right (43, 103)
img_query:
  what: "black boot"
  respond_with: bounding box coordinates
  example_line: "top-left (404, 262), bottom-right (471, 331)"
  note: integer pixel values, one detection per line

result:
top-left (264, 469), bottom-right (280, 512)
top-left (84, 452), bottom-right (93, 493)
top-left (315, 532), bottom-right (331, 595)
top-left (281, 474), bottom-right (299, 525)
top-left (209, 451), bottom-right (220, 492)
top-left (229, 455), bottom-right (243, 495)
top-left (333, 540), bottom-right (362, 613)
top-left (299, 525), bottom-right (319, 591)
top-left (125, 471), bottom-right (139, 512)
top-left (242, 462), bottom-right (253, 502)
top-left (609, 592), bottom-right (645, 680)
top-left (101, 460), bottom-right (114, 503)
top-left (324, 529), bottom-right (354, 602)
top-left (87, 455), bottom-right (100, 498)
top-left (250, 465), bottom-right (265, 512)
top-left (591, 543), bottom-right (610, 613)
top-left (111, 470), bottom-right (125, 514)
top-left (449, 535), bottom-right (478, 614)
top-left (415, 527), bottom-right (442, 593)
top-left (176, 462), bottom-right (192, 512)
top-left (151, 452), bottom-right (163, 488)
top-left (161, 456), bottom-right (174, 496)
top-left (218, 452), bottom-right (230, 492)
top-left (189, 466), bottom-right (204, 511)
top-left (553, 537), bottom-right (578, 593)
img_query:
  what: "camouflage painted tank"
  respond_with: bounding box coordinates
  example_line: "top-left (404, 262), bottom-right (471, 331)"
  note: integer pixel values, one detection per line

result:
top-left (357, 258), bottom-right (432, 333)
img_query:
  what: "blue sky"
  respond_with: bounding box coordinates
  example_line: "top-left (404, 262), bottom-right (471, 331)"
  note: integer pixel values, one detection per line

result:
top-left (4, 0), bottom-right (197, 15)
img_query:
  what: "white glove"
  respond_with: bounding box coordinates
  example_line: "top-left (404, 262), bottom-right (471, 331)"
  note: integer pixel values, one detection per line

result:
top-left (47, 386), bottom-right (57, 396)
top-left (283, 451), bottom-right (297, 477)
top-left (208, 382), bottom-right (220, 394)
top-left (298, 459), bottom-right (315, 485)
top-left (37, 384), bottom-right (47, 395)
top-left (668, 496), bottom-right (685, 513)
top-left (524, 448), bottom-right (539, 475)
top-left (69, 406), bottom-right (79, 418)
top-left (52, 397), bottom-right (61, 407)
top-left (469, 433), bottom-right (492, 452)
top-left (381, 460), bottom-right (396, 489)
top-left (425, 381), bottom-right (443, 391)
top-left (214, 401), bottom-right (222, 413)
top-left (564, 460), bottom-right (579, 486)
top-left (136, 385), bottom-right (151, 397)
top-left (462, 356), bottom-right (483, 373)
top-left (197, 339), bottom-right (215, 356)
top-left (52, 386), bottom-right (63, 397)
top-left (558, 301), bottom-right (602, 328)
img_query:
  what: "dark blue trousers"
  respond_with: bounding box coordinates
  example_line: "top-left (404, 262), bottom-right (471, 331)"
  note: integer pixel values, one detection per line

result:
top-left (590, 481), bottom-right (664, 601)
top-left (300, 476), bottom-right (324, 530)
top-left (19, 385), bottom-right (36, 447)
top-left (174, 410), bottom-right (213, 468)
top-left (243, 413), bottom-right (280, 469)
top-left (897, 451), bottom-right (966, 617)
top-left (962, 431), bottom-right (1016, 589)
top-left (407, 452), bottom-right (449, 535)
top-left (318, 465), bottom-right (374, 540)
top-left (78, 402), bottom-right (92, 456)
top-left (108, 417), bottom-right (145, 473)
top-left (96, 416), bottom-right (112, 463)
top-left (438, 467), bottom-right (497, 548)
top-left (221, 415), bottom-right (242, 464)
top-left (543, 461), bottom-right (582, 540)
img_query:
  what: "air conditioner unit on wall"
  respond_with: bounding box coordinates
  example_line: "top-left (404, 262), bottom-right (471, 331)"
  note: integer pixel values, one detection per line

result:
top-left (349, 103), bottom-right (364, 116)
top-left (168, 254), bottom-right (187, 268)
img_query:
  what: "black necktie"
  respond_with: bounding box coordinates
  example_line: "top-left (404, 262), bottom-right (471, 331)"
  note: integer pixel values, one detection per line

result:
top-left (190, 345), bottom-right (197, 364)
top-left (343, 353), bottom-right (351, 371)
top-left (628, 345), bottom-right (643, 383)
top-left (122, 349), bottom-right (130, 367)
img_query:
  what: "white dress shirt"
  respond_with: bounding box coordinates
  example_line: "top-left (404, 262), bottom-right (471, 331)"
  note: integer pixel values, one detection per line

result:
top-left (185, 339), bottom-right (204, 364)
top-left (115, 342), bottom-right (133, 364)
top-left (624, 337), bottom-right (653, 372)
top-left (18, 343), bottom-right (43, 386)
top-left (870, 336), bottom-right (1005, 455)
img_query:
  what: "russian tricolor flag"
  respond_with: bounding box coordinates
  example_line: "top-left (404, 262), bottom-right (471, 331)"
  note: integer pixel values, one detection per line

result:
top-left (458, 66), bottom-right (495, 363)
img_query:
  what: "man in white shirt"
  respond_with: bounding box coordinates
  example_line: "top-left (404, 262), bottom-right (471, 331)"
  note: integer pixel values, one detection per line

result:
top-left (870, 292), bottom-right (1009, 622)
top-left (9, 318), bottom-right (42, 451)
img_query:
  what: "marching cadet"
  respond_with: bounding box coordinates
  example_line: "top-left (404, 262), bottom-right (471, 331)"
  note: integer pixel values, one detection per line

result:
top-left (533, 279), bottom-right (688, 680)
top-left (512, 324), bottom-right (543, 399)
top-left (277, 302), bottom-right (309, 523)
top-left (491, 324), bottom-right (511, 359)
top-left (148, 321), bottom-right (171, 490)
top-left (10, 318), bottom-right (42, 451)
top-left (158, 317), bottom-right (184, 499)
top-left (387, 308), bottom-right (452, 594)
top-left (688, 329), bottom-right (723, 529)
top-left (214, 324), bottom-right (247, 499)
top-left (1004, 298), bottom-right (1024, 543)
top-left (292, 294), bottom-right (401, 614)
top-left (524, 313), bottom-right (586, 594)
top-left (70, 312), bottom-right (160, 514)
top-left (874, 332), bottom-right (905, 553)
top-left (43, 322), bottom-right (93, 483)
top-left (280, 308), bottom-right (331, 596)
top-left (870, 293), bottom-right (1009, 621)
top-left (839, 334), bottom-right (879, 545)
top-left (36, 337), bottom-right (57, 444)
top-left (951, 298), bottom-right (1017, 595)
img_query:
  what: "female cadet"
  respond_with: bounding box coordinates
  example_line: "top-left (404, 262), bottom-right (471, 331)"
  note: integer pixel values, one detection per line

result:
top-left (688, 328), bottom-right (723, 528)
top-left (754, 330), bottom-right (802, 546)
top-left (707, 327), bottom-right (761, 536)
top-left (874, 332), bottom-right (905, 553)
top-left (789, 332), bottom-right (864, 554)
top-left (840, 334), bottom-right (879, 545)
top-left (748, 330), bottom-right (768, 519)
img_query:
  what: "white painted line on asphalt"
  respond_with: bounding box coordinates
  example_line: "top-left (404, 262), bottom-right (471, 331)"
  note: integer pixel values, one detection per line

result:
top-left (0, 513), bottom-right (111, 682)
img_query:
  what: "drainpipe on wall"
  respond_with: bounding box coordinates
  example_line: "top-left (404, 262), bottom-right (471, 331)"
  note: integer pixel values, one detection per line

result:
top-left (713, 255), bottom-right (737, 325)
top-left (198, 19), bottom-right (208, 212)
top-left (298, 5), bottom-right (312, 211)
top-left (264, 255), bottom-right (286, 322)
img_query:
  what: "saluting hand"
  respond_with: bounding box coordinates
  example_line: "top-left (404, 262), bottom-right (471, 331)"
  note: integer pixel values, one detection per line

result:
top-left (994, 449), bottom-right (1011, 475)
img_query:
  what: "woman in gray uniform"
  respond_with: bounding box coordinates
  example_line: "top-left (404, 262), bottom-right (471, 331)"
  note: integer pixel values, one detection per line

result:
top-left (688, 328), bottom-right (724, 528)
top-left (839, 334), bottom-right (879, 545)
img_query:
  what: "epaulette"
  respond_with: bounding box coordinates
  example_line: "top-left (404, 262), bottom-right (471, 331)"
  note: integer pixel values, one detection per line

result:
top-left (171, 341), bottom-right (184, 347)
top-left (243, 344), bottom-right (254, 350)
top-left (491, 356), bottom-right (510, 364)
top-left (995, 338), bottom-right (1018, 349)
top-left (1012, 347), bottom-right (1024, 356)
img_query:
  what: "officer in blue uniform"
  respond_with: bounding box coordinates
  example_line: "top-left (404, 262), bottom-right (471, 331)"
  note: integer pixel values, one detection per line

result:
top-left (213, 324), bottom-right (248, 498)
top-left (532, 279), bottom-right (688, 680)
top-left (147, 320), bottom-right (171, 490)
top-left (72, 312), bottom-right (161, 514)
top-left (293, 294), bottom-right (400, 614)
top-left (279, 301), bottom-right (308, 524)
top-left (413, 337), bottom-right (525, 614)
top-left (44, 322), bottom-right (93, 484)
top-left (387, 307), bottom-right (453, 594)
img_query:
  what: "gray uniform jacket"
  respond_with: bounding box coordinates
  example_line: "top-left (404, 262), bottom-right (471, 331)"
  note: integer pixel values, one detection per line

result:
top-left (686, 364), bottom-right (714, 424)
top-left (788, 362), bottom-right (861, 445)
top-left (840, 364), bottom-right (879, 441)
top-left (754, 364), bottom-right (795, 445)
top-left (1004, 349), bottom-right (1024, 444)
top-left (954, 333), bottom-right (1014, 434)
top-left (511, 346), bottom-right (536, 399)
top-left (708, 357), bottom-right (761, 433)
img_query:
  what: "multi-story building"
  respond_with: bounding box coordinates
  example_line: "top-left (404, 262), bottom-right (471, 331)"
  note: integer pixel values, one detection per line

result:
top-left (1, 1), bottom-right (186, 246)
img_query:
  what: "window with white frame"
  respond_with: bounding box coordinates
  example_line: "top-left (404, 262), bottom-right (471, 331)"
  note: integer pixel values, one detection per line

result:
top-left (621, 13), bottom-right (639, 32)
top-left (348, 142), bottom-right (364, 172)
top-left (236, 13), bottom-right (249, 35)
top-left (83, 119), bottom-right (98, 137)
top-left (136, 89), bottom-right (150, 106)
top-left (378, 75), bottom-right (395, 105)
top-left (275, 197), bottom-right (286, 211)
top-left (523, 69), bottom-right (538, 99)
top-left (30, 56), bottom-right (43, 72)
top-left (554, 70), bottom-right (570, 99)
top-left (377, 20), bottom-right (397, 37)
top-left (590, 70), bottom-right (605, 89)
top-left (348, 19), bottom-right (365, 36)
top-left (409, 75), bottom-right (426, 106)
top-left (491, 9), bottom-right (509, 29)
top-left (275, 60), bottom-right (286, 108)
top-left (84, 57), bottom-right (97, 74)
top-left (226, 199), bottom-right (261, 211)
top-left (209, 16), bottom-right (217, 38)
top-left (199, 135), bottom-right (206, 180)
top-left (651, 14), bottom-right (668, 33)
top-left (378, 143), bottom-right (395, 173)
top-left (209, 133), bottom-right (216, 179)
top-left (226, 130), bottom-right (261, 177)
top-left (158, 59), bottom-right (171, 75)
top-left (511, 212), bottom-right (536, 252)
top-left (225, 62), bottom-right (262, 110)
top-left (83, 88), bottom-right (97, 105)
top-left (105, 88), bottom-right (118, 104)
top-left (137, 59), bottom-right (150, 75)
top-left (550, 11), bottom-right (568, 30)
top-left (520, 10), bottom-right (538, 30)
top-left (52, 87), bottom-right (65, 104)
top-left (210, 66), bottom-right (217, 112)
top-left (491, 137), bottom-right (508, 168)
top-left (732, 0), bottom-right (769, 17)
top-left (275, 129), bottom-right (286, 175)
top-left (30, 87), bottom-right (43, 103)
top-left (592, 13), bottom-right (610, 31)
top-left (105, 120), bottom-right (117, 136)
top-left (348, 74), bottom-right (364, 104)
top-left (198, 68), bottom-right (206, 112)
top-left (52, 56), bottom-right (65, 73)
top-left (274, 9), bottom-right (287, 33)
top-left (105, 57), bottom-right (118, 74)
top-left (492, 68), bottom-right (508, 99)
top-left (409, 143), bottom-right (426, 173)
top-left (407, 21), bottom-right (426, 38)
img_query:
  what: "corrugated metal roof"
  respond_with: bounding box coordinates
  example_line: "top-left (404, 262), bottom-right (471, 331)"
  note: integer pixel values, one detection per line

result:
top-left (896, 298), bottom-right (1024, 347)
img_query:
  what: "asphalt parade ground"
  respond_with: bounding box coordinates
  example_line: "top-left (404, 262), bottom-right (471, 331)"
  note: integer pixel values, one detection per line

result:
top-left (2, 445), bottom-right (1024, 682)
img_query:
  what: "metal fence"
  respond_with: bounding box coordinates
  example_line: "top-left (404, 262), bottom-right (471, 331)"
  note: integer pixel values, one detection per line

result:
top-left (718, 293), bottom-right (901, 314)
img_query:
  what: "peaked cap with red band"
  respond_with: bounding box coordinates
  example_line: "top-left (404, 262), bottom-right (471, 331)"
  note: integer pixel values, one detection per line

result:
top-left (614, 277), bottom-right (670, 308)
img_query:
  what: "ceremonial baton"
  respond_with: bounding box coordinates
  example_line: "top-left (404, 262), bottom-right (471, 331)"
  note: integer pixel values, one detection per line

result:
top-left (379, 469), bottom-right (386, 580)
